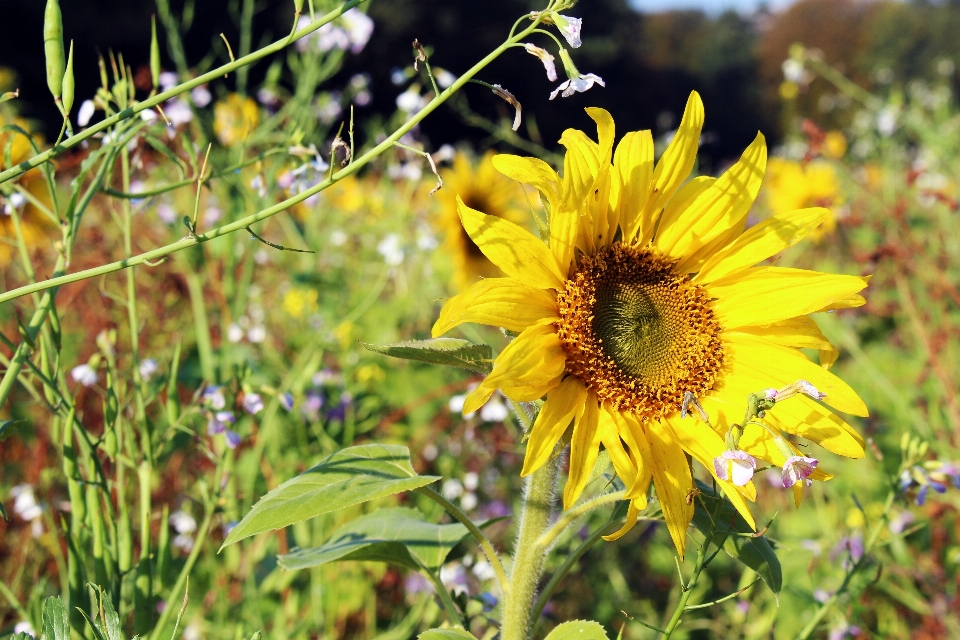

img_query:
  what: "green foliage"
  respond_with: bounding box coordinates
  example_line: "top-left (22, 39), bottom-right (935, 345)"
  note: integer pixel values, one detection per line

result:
top-left (542, 620), bottom-right (610, 640)
top-left (418, 630), bottom-right (478, 640)
top-left (279, 506), bottom-right (469, 572)
top-left (223, 444), bottom-right (441, 547)
top-left (40, 596), bottom-right (69, 640)
top-left (361, 338), bottom-right (493, 373)
top-left (690, 480), bottom-right (782, 595)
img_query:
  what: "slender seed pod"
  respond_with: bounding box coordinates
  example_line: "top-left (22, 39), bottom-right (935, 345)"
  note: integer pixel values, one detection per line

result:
top-left (98, 54), bottom-right (108, 91)
top-left (294, 0), bottom-right (303, 13)
top-left (43, 0), bottom-right (65, 100)
top-left (61, 40), bottom-right (75, 114)
top-left (150, 16), bottom-right (161, 90)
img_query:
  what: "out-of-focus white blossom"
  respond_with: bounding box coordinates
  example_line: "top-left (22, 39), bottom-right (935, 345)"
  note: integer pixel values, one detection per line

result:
top-left (71, 364), bottom-right (98, 387)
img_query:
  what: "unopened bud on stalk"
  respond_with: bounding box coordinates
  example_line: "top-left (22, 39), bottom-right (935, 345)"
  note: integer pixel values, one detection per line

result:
top-left (150, 16), bottom-right (161, 90)
top-left (293, 0), bottom-right (303, 13)
top-left (44, 0), bottom-right (65, 101)
top-left (61, 40), bottom-right (75, 114)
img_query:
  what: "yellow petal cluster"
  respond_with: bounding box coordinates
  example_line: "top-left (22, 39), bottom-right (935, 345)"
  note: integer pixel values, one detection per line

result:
top-left (433, 92), bottom-right (868, 557)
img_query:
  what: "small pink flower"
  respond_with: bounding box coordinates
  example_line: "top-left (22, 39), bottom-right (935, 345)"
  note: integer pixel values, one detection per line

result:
top-left (714, 450), bottom-right (757, 487)
top-left (782, 455), bottom-right (819, 487)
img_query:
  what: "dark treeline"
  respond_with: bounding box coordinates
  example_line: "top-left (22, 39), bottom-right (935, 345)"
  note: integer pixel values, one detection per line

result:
top-left (2, 0), bottom-right (960, 168)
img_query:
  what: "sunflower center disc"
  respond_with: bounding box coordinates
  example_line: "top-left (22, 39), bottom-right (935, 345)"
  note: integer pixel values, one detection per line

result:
top-left (555, 243), bottom-right (724, 420)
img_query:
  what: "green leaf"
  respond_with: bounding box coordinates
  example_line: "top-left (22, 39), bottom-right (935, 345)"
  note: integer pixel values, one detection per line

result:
top-left (40, 596), bottom-right (69, 640)
top-left (361, 338), bottom-right (493, 373)
top-left (223, 444), bottom-right (440, 547)
top-left (690, 480), bottom-right (782, 595)
top-left (100, 591), bottom-right (122, 640)
top-left (543, 620), bottom-right (610, 640)
top-left (12, 633), bottom-right (34, 640)
top-left (0, 419), bottom-right (19, 440)
top-left (418, 630), bottom-right (478, 640)
top-left (279, 507), bottom-right (469, 572)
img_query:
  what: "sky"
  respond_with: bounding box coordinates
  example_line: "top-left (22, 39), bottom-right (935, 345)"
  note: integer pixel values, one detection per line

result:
top-left (630, 0), bottom-right (797, 15)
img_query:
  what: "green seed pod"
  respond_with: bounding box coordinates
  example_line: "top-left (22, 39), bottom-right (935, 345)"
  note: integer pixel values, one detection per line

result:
top-left (294, 0), bottom-right (303, 13)
top-left (61, 40), bottom-right (75, 114)
top-left (150, 16), bottom-right (160, 90)
top-left (44, 0), bottom-right (65, 100)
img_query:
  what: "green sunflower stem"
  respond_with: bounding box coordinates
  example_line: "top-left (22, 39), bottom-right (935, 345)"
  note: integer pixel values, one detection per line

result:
top-left (662, 539), bottom-right (709, 638)
top-left (501, 455), bottom-right (559, 640)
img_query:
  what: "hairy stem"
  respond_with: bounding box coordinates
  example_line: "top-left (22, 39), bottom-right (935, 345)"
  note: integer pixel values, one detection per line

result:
top-left (502, 456), bottom-right (559, 640)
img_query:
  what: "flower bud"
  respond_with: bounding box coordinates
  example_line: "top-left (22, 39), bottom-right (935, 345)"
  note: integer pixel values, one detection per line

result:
top-left (61, 40), bottom-right (75, 114)
top-left (44, 0), bottom-right (65, 100)
top-left (150, 16), bottom-right (161, 91)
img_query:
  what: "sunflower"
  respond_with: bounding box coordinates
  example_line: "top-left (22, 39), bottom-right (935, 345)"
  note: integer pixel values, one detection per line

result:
top-left (436, 152), bottom-right (529, 290)
top-left (432, 92), bottom-right (869, 557)
top-left (0, 114), bottom-right (55, 268)
top-left (764, 157), bottom-right (843, 242)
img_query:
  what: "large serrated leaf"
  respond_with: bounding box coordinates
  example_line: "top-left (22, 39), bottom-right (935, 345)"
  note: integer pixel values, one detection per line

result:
top-left (690, 480), bottom-right (782, 595)
top-left (40, 596), bottom-right (69, 640)
top-left (279, 507), bottom-right (469, 572)
top-left (223, 444), bottom-right (440, 547)
top-left (543, 620), bottom-right (610, 640)
top-left (361, 338), bottom-right (493, 373)
top-left (419, 630), bottom-right (478, 640)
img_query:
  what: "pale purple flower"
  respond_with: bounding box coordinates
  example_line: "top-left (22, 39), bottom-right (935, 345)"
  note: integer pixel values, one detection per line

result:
top-left (280, 392), bottom-right (295, 411)
top-left (439, 562), bottom-right (468, 596)
top-left (207, 411), bottom-right (236, 435)
top-left (71, 364), bottom-right (98, 387)
top-left (480, 396), bottom-right (509, 422)
top-left (782, 455), bottom-right (819, 487)
top-left (888, 511), bottom-right (915, 535)
top-left (829, 621), bottom-right (861, 640)
top-left (243, 393), bottom-right (264, 415)
top-left (224, 430), bottom-right (242, 449)
top-left (553, 15), bottom-right (583, 48)
top-left (11, 484), bottom-right (42, 521)
top-left (549, 73), bottom-right (605, 100)
top-left (525, 44), bottom-right (557, 82)
top-left (832, 534), bottom-right (864, 569)
top-left (201, 386), bottom-right (226, 410)
top-left (713, 450), bottom-right (757, 486)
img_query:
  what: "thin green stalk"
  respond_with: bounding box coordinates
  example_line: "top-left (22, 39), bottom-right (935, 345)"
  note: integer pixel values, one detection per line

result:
top-left (536, 491), bottom-right (624, 551)
top-left (421, 567), bottom-right (464, 628)
top-left (236, 0), bottom-right (256, 95)
top-left (0, 12), bottom-right (547, 306)
top-left (149, 462), bottom-right (226, 640)
top-left (415, 487), bottom-right (509, 597)
top-left (184, 269), bottom-right (217, 383)
top-left (0, 146), bottom-right (120, 409)
top-left (0, 0), bottom-right (369, 186)
top-left (530, 520), bottom-right (622, 630)
top-left (662, 540), bottom-right (709, 638)
top-left (502, 455), bottom-right (559, 640)
top-left (795, 490), bottom-right (896, 640)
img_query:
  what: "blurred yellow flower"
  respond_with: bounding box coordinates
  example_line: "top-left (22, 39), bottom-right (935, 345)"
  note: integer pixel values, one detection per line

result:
top-left (779, 81), bottom-right (799, 101)
top-left (823, 130), bottom-right (847, 159)
top-left (282, 288), bottom-right (319, 319)
top-left (0, 114), bottom-right (54, 267)
top-left (214, 94), bottom-right (259, 146)
top-left (355, 364), bottom-right (385, 384)
top-left (764, 158), bottom-right (842, 241)
top-left (436, 152), bottom-right (528, 290)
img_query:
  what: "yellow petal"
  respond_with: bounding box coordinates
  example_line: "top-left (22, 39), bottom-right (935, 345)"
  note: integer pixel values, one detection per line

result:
top-left (603, 500), bottom-right (641, 542)
top-left (462, 384), bottom-right (495, 416)
top-left (654, 176), bottom-right (715, 242)
top-left (613, 130), bottom-right (654, 243)
top-left (640, 91), bottom-right (705, 244)
top-left (564, 392), bottom-right (602, 509)
top-left (484, 323), bottom-right (567, 402)
top-left (735, 316), bottom-right (834, 352)
top-left (458, 196), bottom-right (564, 290)
top-left (598, 403), bottom-right (641, 497)
top-left (658, 133), bottom-right (767, 265)
top-left (663, 416), bottom-right (756, 530)
top-left (491, 154), bottom-right (562, 206)
top-left (817, 292), bottom-right (867, 311)
top-left (709, 267), bottom-right (869, 329)
top-left (432, 278), bottom-right (558, 337)
top-left (696, 207), bottom-right (831, 283)
top-left (766, 402), bottom-right (865, 459)
top-left (580, 167), bottom-right (613, 254)
top-left (585, 107), bottom-right (616, 163)
top-left (522, 376), bottom-right (587, 477)
top-left (560, 128), bottom-right (600, 206)
top-left (647, 419), bottom-right (694, 559)
top-left (612, 411), bottom-right (653, 506)
top-left (738, 420), bottom-right (837, 481)
top-left (724, 332), bottom-right (868, 417)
